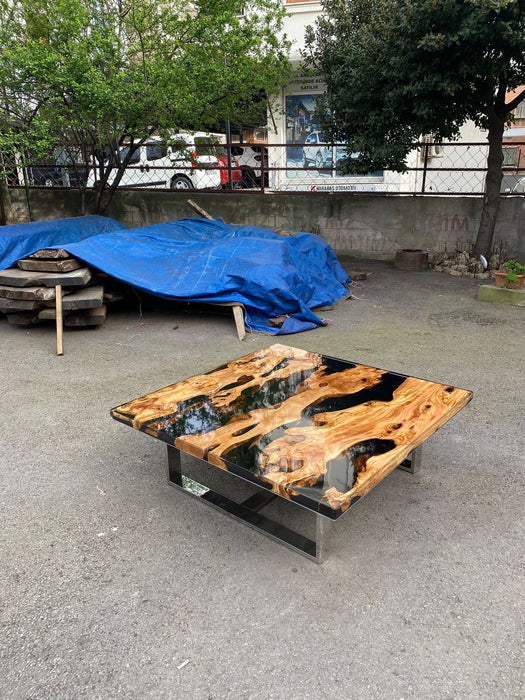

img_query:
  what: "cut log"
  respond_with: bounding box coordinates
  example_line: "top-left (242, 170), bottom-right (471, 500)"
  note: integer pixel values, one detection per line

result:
top-left (64, 305), bottom-right (107, 327)
top-left (39, 306), bottom-right (107, 325)
top-left (39, 303), bottom-right (107, 321)
top-left (0, 297), bottom-right (44, 311)
top-left (44, 284), bottom-right (104, 311)
top-left (29, 248), bottom-right (71, 259)
top-left (18, 257), bottom-right (82, 272)
top-left (6, 311), bottom-right (42, 325)
top-left (0, 267), bottom-right (92, 288)
top-left (0, 284), bottom-right (64, 301)
top-left (38, 307), bottom-right (62, 320)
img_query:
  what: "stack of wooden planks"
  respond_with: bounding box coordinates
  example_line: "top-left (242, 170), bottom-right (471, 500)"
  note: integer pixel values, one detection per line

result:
top-left (0, 249), bottom-right (112, 327)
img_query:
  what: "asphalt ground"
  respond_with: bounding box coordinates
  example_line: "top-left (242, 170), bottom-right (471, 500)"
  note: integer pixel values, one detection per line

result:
top-left (1, 260), bottom-right (523, 699)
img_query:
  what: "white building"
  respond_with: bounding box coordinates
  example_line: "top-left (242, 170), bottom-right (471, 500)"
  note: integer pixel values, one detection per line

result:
top-left (260, 1), bottom-right (489, 194)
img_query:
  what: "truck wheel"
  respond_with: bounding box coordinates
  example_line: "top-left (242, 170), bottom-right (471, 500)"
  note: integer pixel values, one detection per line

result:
top-left (241, 168), bottom-right (257, 188)
top-left (170, 175), bottom-right (193, 190)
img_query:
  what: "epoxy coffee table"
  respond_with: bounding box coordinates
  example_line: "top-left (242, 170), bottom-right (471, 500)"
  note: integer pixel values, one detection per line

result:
top-left (111, 344), bottom-right (472, 562)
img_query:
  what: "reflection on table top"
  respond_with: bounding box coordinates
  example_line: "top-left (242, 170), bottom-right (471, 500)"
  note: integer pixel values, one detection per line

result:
top-left (111, 344), bottom-right (472, 519)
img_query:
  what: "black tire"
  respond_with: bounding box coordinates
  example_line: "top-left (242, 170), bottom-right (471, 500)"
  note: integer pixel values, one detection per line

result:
top-left (301, 150), bottom-right (308, 167)
top-left (241, 168), bottom-right (257, 188)
top-left (170, 175), bottom-right (194, 190)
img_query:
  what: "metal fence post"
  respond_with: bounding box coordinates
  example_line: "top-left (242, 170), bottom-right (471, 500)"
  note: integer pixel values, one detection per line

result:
top-left (421, 143), bottom-right (429, 194)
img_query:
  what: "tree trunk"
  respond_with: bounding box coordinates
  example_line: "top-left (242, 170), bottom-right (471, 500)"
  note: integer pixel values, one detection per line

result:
top-left (94, 163), bottom-right (124, 215)
top-left (0, 146), bottom-right (17, 225)
top-left (0, 175), bottom-right (16, 226)
top-left (472, 113), bottom-right (505, 258)
top-left (95, 186), bottom-right (114, 216)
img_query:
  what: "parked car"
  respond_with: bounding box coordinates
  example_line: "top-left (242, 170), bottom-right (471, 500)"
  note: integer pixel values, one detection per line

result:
top-left (301, 131), bottom-right (347, 171)
top-left (196, 140), bottom-right (243, 188)
top-left (87, 133), bottom-right (242, 191)
top-left (230, 144), bottom-right (268, 187)
top-left (24, 148), bottom-right (88, 187)
top-left (505, 176), bottom-right (525, 193)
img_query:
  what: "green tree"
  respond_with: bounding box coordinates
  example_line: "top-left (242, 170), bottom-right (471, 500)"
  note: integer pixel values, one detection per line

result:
top-left (0, 140), bottom-right (16, 226)
top-left (0, 0), bottom-right (291, 216)
top-left (305, 0), bottom-right (525, 257)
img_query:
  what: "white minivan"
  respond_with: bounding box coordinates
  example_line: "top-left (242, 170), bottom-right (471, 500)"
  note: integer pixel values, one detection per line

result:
top-left (87, 133), bottom-right (226, 190)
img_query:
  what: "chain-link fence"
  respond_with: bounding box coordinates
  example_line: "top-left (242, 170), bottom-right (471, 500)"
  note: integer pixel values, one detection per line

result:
top-left (6, 141), bottom-right (525, 195)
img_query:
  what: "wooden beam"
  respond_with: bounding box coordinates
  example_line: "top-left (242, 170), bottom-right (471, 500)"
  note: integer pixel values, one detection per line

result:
top-left (186, 199), bottom-right (214, 220)
top-left (231, 304), bottom-right (246, 341)
top-left (55, 285), bottom-right (63, 356)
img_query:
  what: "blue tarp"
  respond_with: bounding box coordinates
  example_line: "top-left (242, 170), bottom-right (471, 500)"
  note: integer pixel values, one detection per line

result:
top-left (0, 215), bottom-right (126, 270)
top-left (0, 216), bottom-right (350, 334)
top-left (62, 219), bottom-right (351, 334)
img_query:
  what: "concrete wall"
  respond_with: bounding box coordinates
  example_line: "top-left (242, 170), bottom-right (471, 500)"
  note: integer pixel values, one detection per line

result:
top-left (9, 188), bottom-right (525, 259)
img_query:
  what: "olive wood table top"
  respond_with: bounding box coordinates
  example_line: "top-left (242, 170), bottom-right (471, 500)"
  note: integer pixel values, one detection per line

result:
top-left (111, 344), bottom-right (472, 520)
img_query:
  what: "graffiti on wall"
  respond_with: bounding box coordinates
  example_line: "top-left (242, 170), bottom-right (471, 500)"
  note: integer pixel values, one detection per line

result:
top-left (435, 214), bottom-right (475, 252)
top-left (443, 214), bottom-right (470, 233)
top-left (317, 213), bottom-right (476, 253)
top-left (242, 209), bottom-right (476, 256)
top-left (317, 216), bottom-right (398, 252)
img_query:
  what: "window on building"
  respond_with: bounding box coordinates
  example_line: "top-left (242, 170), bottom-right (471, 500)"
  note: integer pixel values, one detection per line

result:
top-left (513, 101), bottom-right (525, 119)
top-left (503, 146), bottom-right (518, 167)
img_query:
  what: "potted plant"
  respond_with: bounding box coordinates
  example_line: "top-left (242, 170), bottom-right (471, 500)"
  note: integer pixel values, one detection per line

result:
top-left (494, 260), bottom-right (525, 289)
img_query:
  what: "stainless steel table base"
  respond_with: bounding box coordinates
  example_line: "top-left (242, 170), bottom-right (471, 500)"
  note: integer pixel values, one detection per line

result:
top-left (397, 446), bottom-right (422, 474)
top-left (167, 445), bottom-right (333, 563)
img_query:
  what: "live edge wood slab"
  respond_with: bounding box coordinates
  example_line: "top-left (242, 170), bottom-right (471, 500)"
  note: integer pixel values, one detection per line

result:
top-left (111, 344), bottom-right (472, 521)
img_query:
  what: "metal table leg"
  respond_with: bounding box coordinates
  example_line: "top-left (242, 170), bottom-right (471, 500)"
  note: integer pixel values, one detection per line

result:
top-left (397, 445), bottom-right (422, 474)
top-left (166, 445), bottom-right (332, 563)
top-left (315, 514), bottom-right (332, 564)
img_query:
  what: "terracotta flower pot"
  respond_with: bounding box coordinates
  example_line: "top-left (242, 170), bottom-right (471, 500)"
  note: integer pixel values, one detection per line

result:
top-left (507, 274), bottom-right (525, 290)
top-left (494, 270), bottom-right (525, 289)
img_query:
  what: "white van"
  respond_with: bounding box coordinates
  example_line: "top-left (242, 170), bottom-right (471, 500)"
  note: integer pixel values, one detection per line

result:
top-left (87, 133), bottom-right (228, 190)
